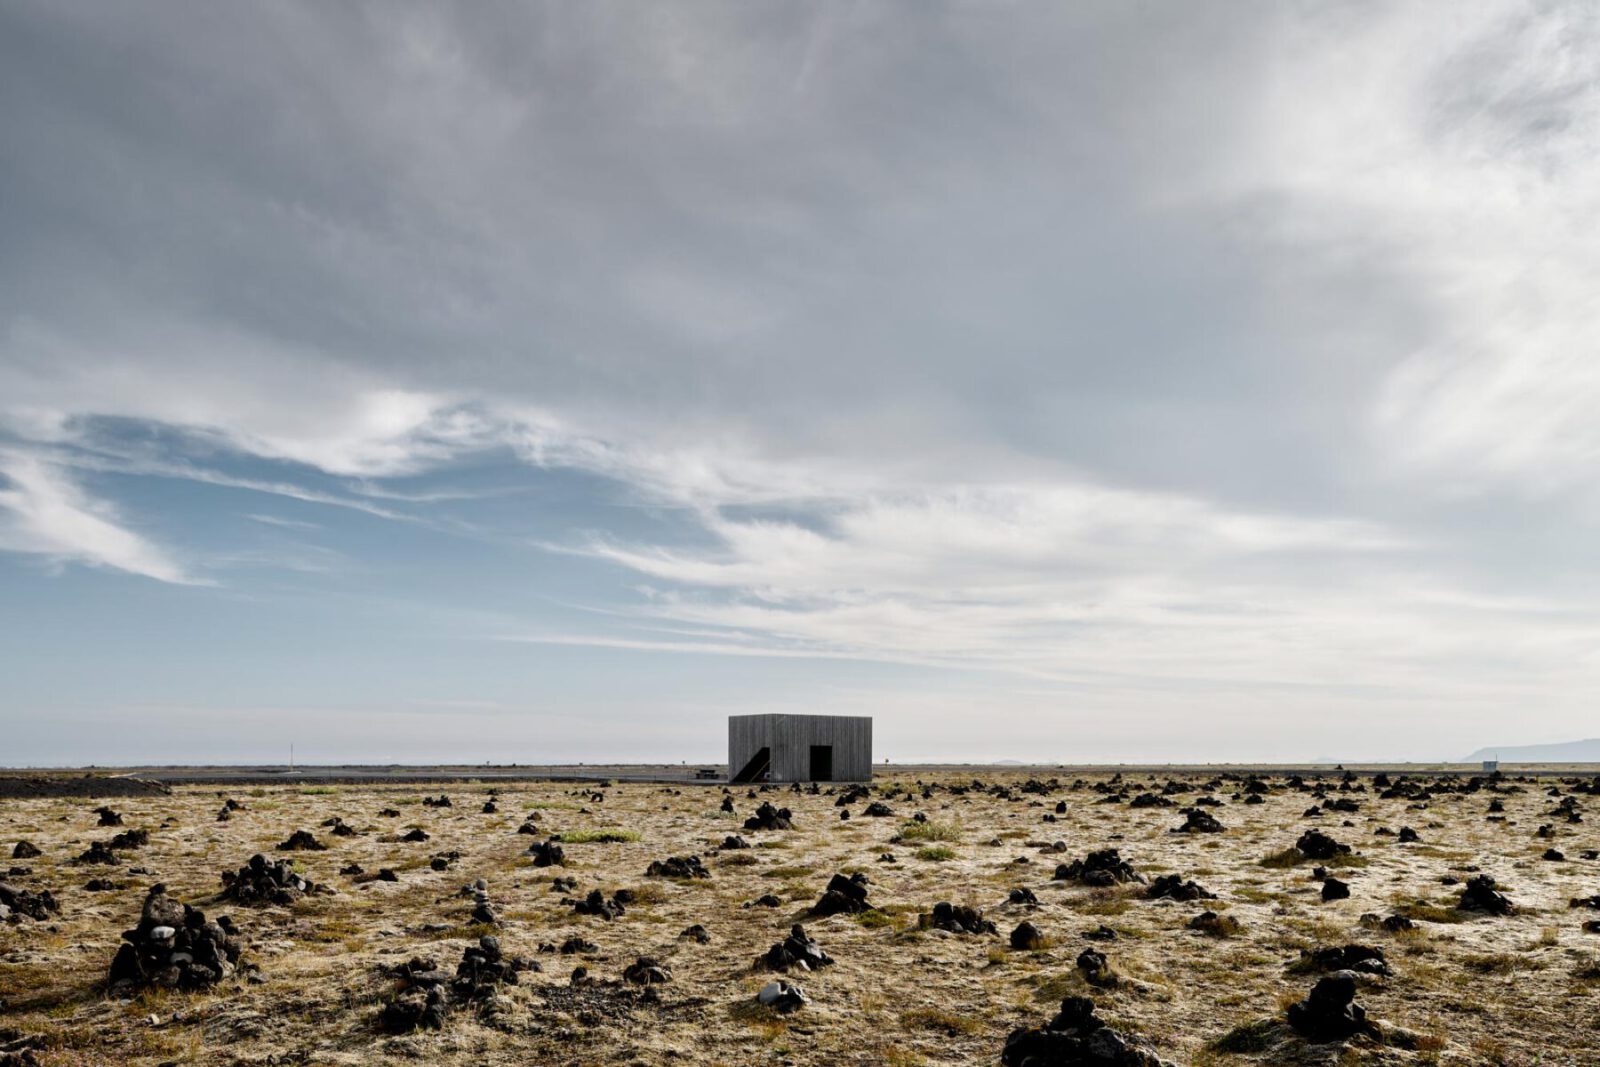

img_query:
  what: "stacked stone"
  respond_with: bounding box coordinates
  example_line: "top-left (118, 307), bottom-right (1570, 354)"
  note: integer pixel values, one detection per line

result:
top-left (107, 885), bottom-right (244, 997)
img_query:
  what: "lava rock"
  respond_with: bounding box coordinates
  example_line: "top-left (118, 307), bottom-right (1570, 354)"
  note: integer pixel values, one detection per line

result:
top-left (1295, 829), bottom-right (1350, 861)
top-left (810, 872), bottom-right (873, 916)
top-left (646, 855), bottom-right (710, 879)
top-left (572, 889), bottom-right (626, 921)
top-left (757, 979), bottom-right (808, 1013)
top-left (0, 882), bottom-right (60, 922)
top-left (1002, 996), bottom-right (1173, 1066)
top-left (623, 956), bottom-right (672, 985)
top-left (1286, 973), bottom-right (1381, 1043)
top-left (527, 839), bottom-right (565, 867)
top-left (743, 802), bottom-right (794, 831)
top-left (106, 884), bottom-right (245, 997)
top-left (1054, 849), bottom-right (1143, 887)
top-left (220, 853), bottom-right (329, 906)
top-left (1458, 874), bottom-right (1513, 915)
top-left (1172, 808), bottom-right (1224, 834)
top-left (925, 901), bottom-right (997, 935)
top-left (1188, 910), bottom-right (1242, 936)
top-left (1076, 949), bottom-right (1121, 988)
top-left (759, 924), bottom-right (833, 971)
top-left (275, 830), bottom-right (326, 852)
top-left (1010, 920), bottom-right (1046, 950)
top-left (1146, 875), bottom-right (1214, 902)
top-left (1297, 944), bottom-right (1390, 976)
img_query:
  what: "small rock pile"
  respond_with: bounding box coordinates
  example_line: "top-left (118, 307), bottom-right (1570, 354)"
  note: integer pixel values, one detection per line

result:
top-left (810, 872), bottom-right (873, 916)
top-left (924, 901), bottom-right (997, 934)
top-left (1010, 920), bottom-right (1046, 950)
top-left (1188, 910), bottom-right (1242, 936)
top-left (646, 855), bottom-right (710, 879)
top-left (1286, 973), bottom-right (1381, 1042)
top-left (0, 881), bottom-right (60, 922)
top-left (1054, 849), bottom-right (1143, 886)
top-left (220, 854), bottom-right (330, 905)
top-left (276, 829), bottom-right (326, 852)
top-left (107, 829), bottom-right (149, 850)
top-left (1172, 808), bottom-right (1224, 834)
top-left (622, 956), bottom-right (672, 985)
top-left (527, 839), bottom-right (565, 867)
top-left (464, 878), bottom-right (498, 925)
top-left (73, 842), bottom-right (119, 865)
top-left (1458, 874), bottom-right (1513, 915)
top-left (757, 978), bottom-right (808, 1013)
top-left (862, 801), bottom-right (895, 817)
top-left (743, 802), bottom-right (794, 831)
top-left (106, 884), bottom-right (245, 996)
top-left (1294, 829), bottom-right (1350, 861)
top-left (1076, 948), bottom-right (1121, 988)
top-left (11, 841), bottom-right (41, 860)
top-left (378, 935), bottom-right (535, 1032)
top-left (95, 806), bottom-right (123, 826)
top-left (1002, 995), bottom-right (1173, 1066)
top-left (1295, 944), bottom-right (1391, 976)
top-left (572, 889), bottom-right (627, 920)
top-left (1146, 875), bottom-right (1213, 902)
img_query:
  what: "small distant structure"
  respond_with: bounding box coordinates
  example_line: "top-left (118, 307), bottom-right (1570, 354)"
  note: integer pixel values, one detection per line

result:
top-left (1482, 758), bottom-right (1499, 772)
top-left (728, 714), bottom-right (872, 783)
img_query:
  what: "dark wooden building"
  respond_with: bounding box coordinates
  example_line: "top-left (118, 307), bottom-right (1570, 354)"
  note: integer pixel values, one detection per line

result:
top-left (728, 714), bottom-right (872, 783)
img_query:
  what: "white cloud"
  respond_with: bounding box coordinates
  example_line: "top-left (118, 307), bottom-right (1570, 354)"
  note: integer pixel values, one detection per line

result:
top-left (0, 451), bottom-right (202, 584)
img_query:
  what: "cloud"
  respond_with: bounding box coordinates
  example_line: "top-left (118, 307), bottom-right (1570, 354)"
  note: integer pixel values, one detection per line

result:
top-left (0, 451), bottom-right (201, 584)
top-left (3, 2), bottom-right (1600, 755)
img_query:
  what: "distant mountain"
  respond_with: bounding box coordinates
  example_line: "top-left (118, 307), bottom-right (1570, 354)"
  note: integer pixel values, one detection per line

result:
top-left (1460, 738), bottom-right (1600, 763)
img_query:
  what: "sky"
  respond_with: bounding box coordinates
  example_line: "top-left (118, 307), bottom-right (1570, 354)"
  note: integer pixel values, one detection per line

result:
top-left (2, 2), bottom-right (1599, 766)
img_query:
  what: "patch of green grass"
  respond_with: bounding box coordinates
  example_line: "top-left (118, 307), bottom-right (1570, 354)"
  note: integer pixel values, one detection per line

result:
top-left (557, 829), bottom-right (640, 844)
top-left (768, 865), bottom-right (815, 878)
top-left (1396, 901), bottom-right (1466, 924)
top-left (1209, 1018), bottom-right (1278, 1053)
top-left (915, 846), bottom-right (956, 861)
top-left (899, 820), bottom-right (961, 842)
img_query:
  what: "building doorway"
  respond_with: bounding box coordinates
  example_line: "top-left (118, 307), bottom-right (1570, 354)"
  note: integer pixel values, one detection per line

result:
top-left (809, 745), bottom-right (834, 782)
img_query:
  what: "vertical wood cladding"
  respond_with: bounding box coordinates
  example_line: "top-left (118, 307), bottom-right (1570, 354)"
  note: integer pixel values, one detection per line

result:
top-left (727, 714), bottom-right (872, 782)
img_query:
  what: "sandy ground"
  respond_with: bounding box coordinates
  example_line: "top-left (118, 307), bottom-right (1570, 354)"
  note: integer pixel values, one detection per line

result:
top-left (2, 771), bottom-right (1597, 1066)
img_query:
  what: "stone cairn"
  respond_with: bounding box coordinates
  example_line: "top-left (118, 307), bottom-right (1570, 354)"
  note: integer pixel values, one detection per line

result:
top-left (810, 872), bottom-right (873, 916)
top-left (107, 884), bottom-right (245, 997)
top-left (757, 924), bottom-right (833, 972)
top-left (1002, 996), bottom-right (1173, 1066)
top-left (1054, 849), bottom-right (1143, 887)
top-left (743, 802), bottom-right (794, 831)
top-left (220, 853), bottom-right (330, 906)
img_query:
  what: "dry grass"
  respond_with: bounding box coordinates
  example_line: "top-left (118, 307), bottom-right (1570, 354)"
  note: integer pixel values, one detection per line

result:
top-left (0, 771), bottom-right (1595, 1065)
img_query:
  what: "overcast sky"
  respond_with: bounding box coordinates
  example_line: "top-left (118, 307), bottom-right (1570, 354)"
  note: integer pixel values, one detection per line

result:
top-left (2, 2), bottom-right (1598, 765)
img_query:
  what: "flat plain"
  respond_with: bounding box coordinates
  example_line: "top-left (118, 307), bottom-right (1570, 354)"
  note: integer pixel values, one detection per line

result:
top-left (2, 769), bottom-right (1598, 1066)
